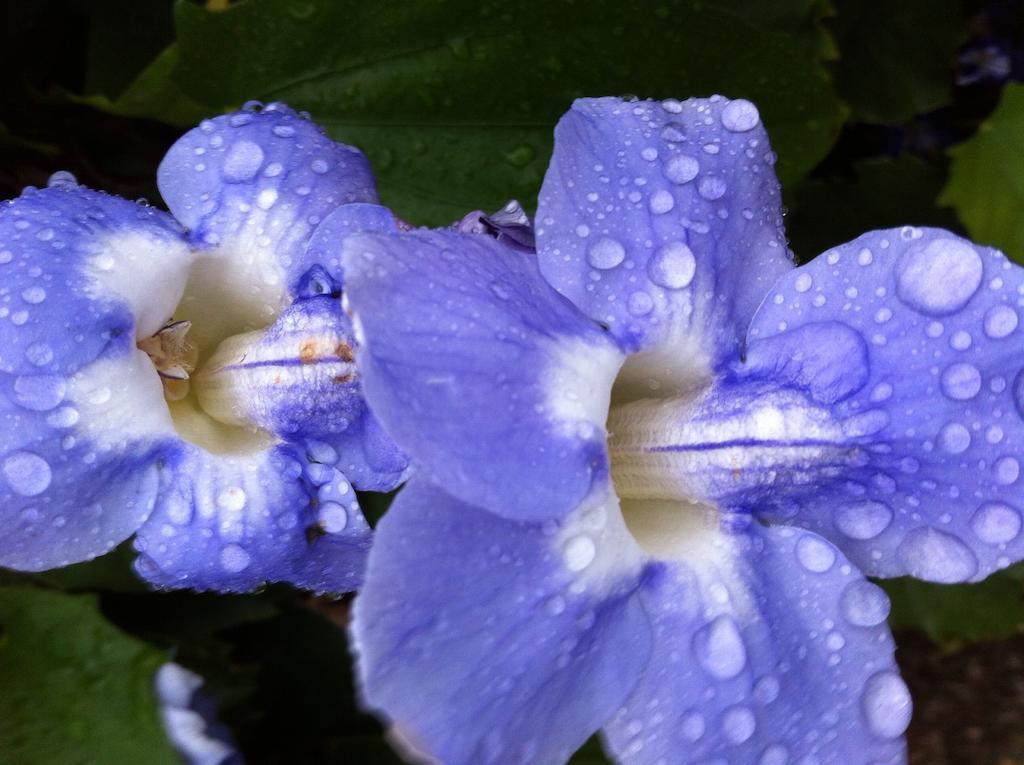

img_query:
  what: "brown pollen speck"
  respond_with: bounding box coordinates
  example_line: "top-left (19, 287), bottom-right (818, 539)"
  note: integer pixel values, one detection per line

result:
top-left (335, 342), bottom-right (355, 362)
top-left (299, 340), bottom-right (318, 364)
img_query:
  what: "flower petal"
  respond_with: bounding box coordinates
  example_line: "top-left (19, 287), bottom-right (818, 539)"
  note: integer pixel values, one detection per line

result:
top-left (134, 442), bottom-right (370, 593)
top-left (745, 227), bottom-right (1024, 582)
top-left (0, 184), bottom-right (192, 570)
top-left (602, 525), bottom-right (907, 765)
top-left (155, 663), bottom-right (242, 765)
top-left (352, 479), bottom-right (652, 765)
top-left (342, 229), bottom-right (623, 521)
top-left (536, 96), bottom-right (792, 362)
top-left (157, 104), bottom-right (377, 296)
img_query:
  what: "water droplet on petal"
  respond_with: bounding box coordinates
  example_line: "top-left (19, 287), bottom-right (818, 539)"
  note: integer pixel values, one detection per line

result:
top-left (648, 241), bottom-right (696, 289)
top-left (697, 176), bottom-right (727, 200)
top-left (562, 535), bottom-right (596, 571)
top-left (894, 238), bottom-right (982, 316)
top-left (940, 362), bottom-right (981, 401)
top-left (721, 99), bottom-right (760, 132)
top-left (318, 501), bottom-right (349, 533)
top-left (680, 712), bottom-right (705, 742)
top-left (897, 527), bottom-right (978, 582)
top-left (3, 451), bottom-right (52, 496)
top-left (693, 615), bottom-right (746, 679)
top-left (794, 273), bottom-right (812, 293)
top-left (971, 502), bottom-right (1022, 544)
top-left (841, 580), bottom-right (890, 627)
top-left (11, 372), bottom-right (65, 415)
top-left (995, 456), bottom-right (1020, 485)
top-left (628, 291), bottom-right (654, 316)
top-left (984, 304), bottom-right (1018, 339)
top-left (648, 190), bottom-right (675, 214)
top-left (663, 155), bottom-right (699, 184)
top-left (938, 422), bottom-right (971, 453)
top-left (796, 535), bottom-right (835, 572)
top-left (753, 675), bottom-right (780, 705)
top-left (587, 237), bottom-right (626, 270)
top-left (220, 544), bottom-right (251, 572)
top-left (222, 140), bottom-right (265, 182)
top-left (759, 744), bottom-right (789, 765)
top-left (834, 500), bottom-right (893, 540)
top-left (721, 705), bottom-right (756, 744)
top-left (861, 671), bottom-right (912, 739)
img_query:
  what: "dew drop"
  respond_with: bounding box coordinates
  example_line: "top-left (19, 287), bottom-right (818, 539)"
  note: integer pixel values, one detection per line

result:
top-left (759, 744), bottom-right (789, 765)
top-left (752, 675), bottom-right (780, 705)
top-left (834, 500), bottom-right (893, 540)
top-left (13, 375), bottom-right (66, 411)
top-left (897, 527), bottom-right (978, 582)
top-left (256, 188), bottom-right (278, 210)
top-left (648, 190), bottom-right (675, 214)
top-left (586, 237), bottom-right (626, 270)
top-left (628, 291), bottom-right (654, 316)
top-left (796, 535), bottom-right (835, 572)
top-left (563, 535), bottom-right (596, 571)
top-left (721, 705), bottom-right (756, 744)
top-left (861, 671), bottom-right (912, 740)
top-left (984, 304), bottom-right (1018, 339)
top-left (840, 580), bottom-right (890, 627)
top-left (894, 238), bottom-right (982, 316)
top-left (721, 99), bottom-right (760, 132)
top-left (693, 615), bottom-right (746, 679)
top-left (680, 712), bottom-right (705, 742)
top-left (222, 140), bottom-right (265, 182)
top-left (318, 501), bottom-right (349, 533)
top-left (697, 176), bottom-right (727, 200)
top-left (648, 241), bottom-right (696, 289)
top-left (3, 451), bottom-right (52, 496)
top-left (971, 502), bottom-right (1022, 545)
top-left (995, 456), bottom-right (1020, 485)
top-left (938, 422), bottom-right (971, 454)
top-left (794, 273), bottom-right (813, 293)
top-left (940, 362), bottom-right (981, 401)
top-left (220, 544), bottom-right (251, 572)
top-left (663, 155), bottom-right (699, 184)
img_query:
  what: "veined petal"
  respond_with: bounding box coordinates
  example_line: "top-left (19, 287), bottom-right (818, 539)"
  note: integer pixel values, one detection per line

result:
top-left (352, 479), bottom-right (652, 765)
top-left (342, 229), bottom-right (623, 522)
top-left (157, 103), bottom-right (377, 302)
top-left (195, 292), bottom-right (408, 492)
top-left (0, 183), bottom-right (192, 570)
top-left (745, 227), bottom-right (1024, 583)
top-left (602, 525), bottom-right (907, 765)
top-left (134, 441), bottom-right (370, 593)
top-left (536, 96), bottom-right (792, 363)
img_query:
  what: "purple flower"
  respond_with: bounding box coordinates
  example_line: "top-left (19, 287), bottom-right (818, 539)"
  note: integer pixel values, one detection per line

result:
top-left (0, 103), bottom-right (407, 592)
top-left (342, 96), bottom-right (1024, 764)
top-left (155, 663), bottom-right (242, 765)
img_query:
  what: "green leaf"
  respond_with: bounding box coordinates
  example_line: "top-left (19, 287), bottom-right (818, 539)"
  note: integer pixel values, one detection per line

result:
top-left (785, 155), bottom-right (963, 261)
top-left (830, 0), bottom-right (964, 123)
top-left (74, 45), bottom-right (213, 127)
top-left (80, 0), bottom-right (177, 99)
top-left (882, 563), bottom-right (1024, 645)
top-left (940, 83), bottom-right (1024, 263)
top-left (106, 0), bottom-right (843, 225)
top-left (0, 586), bottom-right (177, 765)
